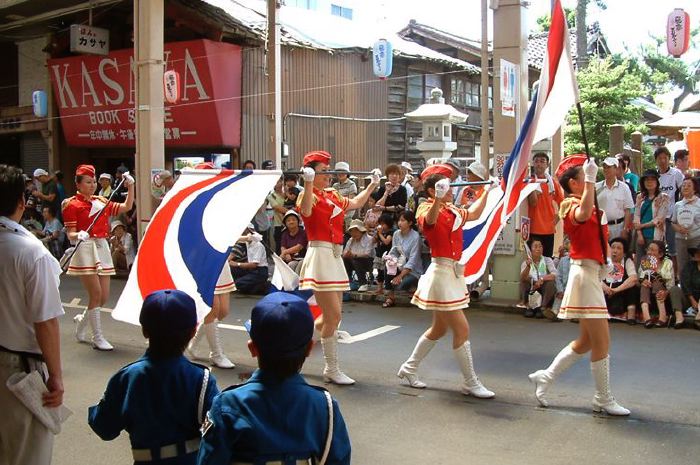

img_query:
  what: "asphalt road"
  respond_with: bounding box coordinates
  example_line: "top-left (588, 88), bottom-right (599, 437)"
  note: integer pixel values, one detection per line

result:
top-left (52, 276), bottom-right (699, 465)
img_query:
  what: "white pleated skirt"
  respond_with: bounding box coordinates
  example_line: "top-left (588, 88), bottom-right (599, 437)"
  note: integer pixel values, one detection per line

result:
top-left (299, 241), bottom-right (350, 292)
top-left (559, 259), bottom-right (609, 319)
top-left (66, 238), bottom-right (115, 276)
top-left (215, 263), bottom-right (236, 295)
top-left (411, 257), bottom-right (469, 311)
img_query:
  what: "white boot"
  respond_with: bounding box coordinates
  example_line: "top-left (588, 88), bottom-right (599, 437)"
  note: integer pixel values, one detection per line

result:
top-left (591, 356), bottom-right (630, 416)
top-left (185, 323), bottom-right (207, 360)
top-left (204, 322), bottom-right (235, 369)
top-left (88, 309), bottom-right (113, 351)
top-left (321, 333), bottom-right (355, 385)
top-left (454, 341), bottom-right (495, 399)
top-left (528, 344), bottom-right (584, 407)
top-left (74, 309), bottom-right (91, 343)
top-left (397, 335), bottom-right (437, 389)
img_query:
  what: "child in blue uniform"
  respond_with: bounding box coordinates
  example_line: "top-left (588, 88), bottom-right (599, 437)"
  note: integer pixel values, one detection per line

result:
top-left (88, 289), bottom-right (219, 464)
top-left (197, 293), bottom-right (351, 465)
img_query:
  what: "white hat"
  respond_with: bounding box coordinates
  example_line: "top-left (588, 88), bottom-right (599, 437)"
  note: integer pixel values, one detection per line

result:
top-left (467, 161), bottom-right (489, 181)
top-left (347, 219), bottom-right (367, 233)
top-left (33, 168), bottom-right (48, 177)
top-left (110, 220), bottom-right (125, 232)
top-left (247, 223), bottom-right (255, 230)
top-left (602, 157), bottom-right (619, 167)
top-left (283, 210), bottom-right (300, 223)
top-left (99, 173), bottom-right (112, 181)
top-left (334, 161), bottom-right (350, 172)
top-left (400, 161), bottom-right (414, 173)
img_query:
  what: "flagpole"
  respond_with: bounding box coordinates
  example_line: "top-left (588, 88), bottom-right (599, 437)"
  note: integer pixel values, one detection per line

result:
top-left (575, 102), bottom-right (608, 264)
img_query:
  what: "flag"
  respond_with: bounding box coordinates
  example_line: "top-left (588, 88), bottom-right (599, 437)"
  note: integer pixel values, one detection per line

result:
top-left (269, 253), bottom-right (322, 321)
top-left (461, 0), bottom-right (578, 283)
top-left (112, 169), bottom-right (280, 325)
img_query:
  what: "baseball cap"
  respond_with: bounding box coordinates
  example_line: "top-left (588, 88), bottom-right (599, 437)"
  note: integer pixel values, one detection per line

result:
top-left (139, 289), bottom-right (197, 333)
top-left (602, 157), bottom-right (619, 167)
top-left (245, 293), bottom-right (313, 359)
top-left (99, 173), bottom-right (112, 181)
top-left (400, 161), bottom-right (414, 173)
top-left (261, 160), bottom-right (275, 170)
top-left (334, 161), bottom-right (350, 172)
top-left (33, 168), bottom-right (48, 177)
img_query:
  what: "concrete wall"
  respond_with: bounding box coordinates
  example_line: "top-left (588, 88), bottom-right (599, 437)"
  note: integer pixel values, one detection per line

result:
top-left (17, 37), bottom-right (47, 107)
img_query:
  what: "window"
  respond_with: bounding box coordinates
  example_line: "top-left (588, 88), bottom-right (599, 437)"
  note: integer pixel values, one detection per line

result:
top-left (331, 4), bottom-right (353, 19)
top-left (286, 0), bottom-right (318, 9)
top-left (450, 78), bottom-right (482, 108)
top-left (407, 72), bottom-right (441, 111)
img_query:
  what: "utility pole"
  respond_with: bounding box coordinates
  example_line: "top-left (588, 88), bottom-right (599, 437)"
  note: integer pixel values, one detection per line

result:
top-left (134, 0), bottom-right (164, 238)
top-left (480, 0), bottom-right (490, 168)
top-left (267, 0), bottom-right (282, 169)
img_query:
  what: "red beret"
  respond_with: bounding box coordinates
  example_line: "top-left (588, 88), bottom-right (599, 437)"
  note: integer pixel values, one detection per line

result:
top-left (555, 154), bottom-right (587, 178)
top-left (194, 161), bottom-right (217, 170)
top-left (302, 150), bottom-right (332, 166)
top-left (75, 164), bottom-right (96, 177)
top-left (420, 164), bottom-right (453, 180)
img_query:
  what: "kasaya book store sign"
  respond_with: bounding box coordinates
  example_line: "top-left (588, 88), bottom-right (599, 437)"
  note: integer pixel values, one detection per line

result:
top-left (48, 39), bottom-right (242, 147)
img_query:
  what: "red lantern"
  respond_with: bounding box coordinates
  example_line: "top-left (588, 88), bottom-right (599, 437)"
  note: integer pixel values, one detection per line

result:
top-left (667, 9), bottom-right (690, 58)
top-left (163, 70), bottom-right (180, 104)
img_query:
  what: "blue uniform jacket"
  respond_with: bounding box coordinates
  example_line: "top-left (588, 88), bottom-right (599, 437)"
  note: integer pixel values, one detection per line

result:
top-left (88, 351), bottom-right (219, 464)
top-left (197, 369), bottom-right (351, 465)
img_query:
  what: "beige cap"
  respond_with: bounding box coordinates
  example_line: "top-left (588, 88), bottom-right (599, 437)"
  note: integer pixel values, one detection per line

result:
top-left (347, 219), bottom-right (367, 233)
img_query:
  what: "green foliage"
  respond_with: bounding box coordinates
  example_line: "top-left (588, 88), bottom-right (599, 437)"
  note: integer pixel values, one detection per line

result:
top-left (536, 7), bottom-right (575, 32)
top-left (564, 58), bottom-right (647, 159)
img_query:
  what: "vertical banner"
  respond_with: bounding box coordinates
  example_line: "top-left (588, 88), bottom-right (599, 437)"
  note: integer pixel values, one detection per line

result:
top-left (500, 59), bottom-right (517, 117)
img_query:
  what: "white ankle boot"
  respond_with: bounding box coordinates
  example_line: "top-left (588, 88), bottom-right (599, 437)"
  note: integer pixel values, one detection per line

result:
top-left (454, 341), bottom-right (495, 398)
top-left (185, 323), bottom-right (207, 360)
top-left (321, 333), bottom-right (355, 385)
top-left (88, 309), bottom-right (113, 351)
top-left (204, 322), bottom-right (235, 369)
top-left (591, 356), bottom-right (630, 416)
top-left (397, 335), bottom-right (437, 389)
top-left (528, 344), bottom-right (584, 407)
top-left (74, 309), bottom-right (91, 343)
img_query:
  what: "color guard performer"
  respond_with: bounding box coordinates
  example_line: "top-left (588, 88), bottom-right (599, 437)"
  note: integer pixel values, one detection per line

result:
top-left (528, 155), bottom-right (630, 415)
top-left (64, 164), bottom-right (134, 351)
top-left (298, 151), bottom-right (381, 385)
top-left (397, 165), bottom-right (495, 398)
top-left (185, 162), bottom-right (237, 369)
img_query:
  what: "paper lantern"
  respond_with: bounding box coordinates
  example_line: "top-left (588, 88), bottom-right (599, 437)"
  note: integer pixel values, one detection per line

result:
top-left (667, 9), bottom-right (690, 58)
top-left (372, 39), bottom-right (393, 79)
top-left (163, 70), bottom-right (180, 104)
top-left (32, 90), bottom-right (47, 118)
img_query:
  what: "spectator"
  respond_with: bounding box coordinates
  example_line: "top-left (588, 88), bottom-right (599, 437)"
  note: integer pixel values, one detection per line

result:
top-left (252, 200), bottom-right (272, 251)
top-left (158, 170), bottom-right (176, 194)
top-left (596, 157), bottom-right (634, 241)
top-left (24, 175), bottom-right (38, 206)
top-left (32, 168), bottom-right (61, 218)
top-left (444, 159), bottom-right (464, 201)
top-left (373, 163), bottom-right (408, 218)
top-left (400, 161), bottom-right (415, 199)
top-left (362, 195), bottom-right (381, 237)
top-left (112, 166), bottom-right (128, 202)
top-left (382, 210), bottom-right (422, 308)
top-left (655, 146), bottom-right (684, 269)
top-left (266, 178), bottom-right (286, 254)
top-left (39, 205), bottom-right (65, 259)
top-left (638, 240), bottom-right (674, 328)
top-left (261, 160), bottom-right (274, 170)
top-left (602, 238), bottom-right (639, 322)
top-left (98, 173), bottom-right (113, 198)
top-left (229, 225), bottom-right (270, 295)
top-left (283, 173), bottom-right (301, 193)
top-left (196, 293), bottom-right (351, 465)
top-left (633, 169), bottom-right (670, 265)
top-left (526, 152), bottom-right (564, 257)
top-left (242, 159), bottom-right (256, 170)
top-left (617, 153), bottom-right (639, 192)
top-left (109, 220), bottom-right (135, 272)
top-left (671, 177), bottom-right (700, 277)
top-left (284, 185), bottom-right (299, 210)
top-left (374, 214), bottom-right (395, 292)
top-left (342, 219), bottom-right (375, 291)
top-left (21, 197), bottom-right (43, 234)
top-left (410, 172), bottom-right (427, 213)
top-left (519, 239), bottom-right (557, 318)
top-left (279, 210), bottom-right (307, 273)
top-left (674, 149), bottom-right (690, 175)
top-left (458, 161), bottom-right (489, 207)
top-left (332, 162), bottom-right (358, 229)
top-left (613, 153), bottom-right (636, 199)
top-left (552, 239), bottom-right (571, 320)
top-left (89, 290), bottom-right (219, 465)
top-left (0, 164), bottom-right (65, 465)
top-left (670, 246), bottom-right (700, 330)
top-left (54, 170), bottom-right (66, 205)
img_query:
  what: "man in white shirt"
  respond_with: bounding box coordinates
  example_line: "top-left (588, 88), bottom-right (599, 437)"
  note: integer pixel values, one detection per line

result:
top-left (400, 161), bottom-right (415, 200)
top-left (655, 146), bottom-right (685, 259)
top-left (0, 164), bottom-right (64, 465)
top-left (596, 157), bottom-right (634, 241)
top-left (229, 225), bottom-right (270, 295)
top-left (342, 219), bottom-right (375, 291)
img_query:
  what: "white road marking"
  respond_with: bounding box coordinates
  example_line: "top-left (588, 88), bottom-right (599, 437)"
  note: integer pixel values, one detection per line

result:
top-left (62, 298), bottom-right (112, 313)
top-left (217, 323), bottom-right (247, 332)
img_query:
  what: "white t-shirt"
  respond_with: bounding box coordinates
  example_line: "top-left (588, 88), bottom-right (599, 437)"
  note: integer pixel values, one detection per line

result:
top-left (245, 241), bottom-right (267, 265)
top-left (520, 256), bottom-right (556, 281)
top-left (673, 196), bottom-right (700, 241)
top-left (658, 167), bottom-right (684, 217)
top-left (0, 217), bottom-right (64, 354)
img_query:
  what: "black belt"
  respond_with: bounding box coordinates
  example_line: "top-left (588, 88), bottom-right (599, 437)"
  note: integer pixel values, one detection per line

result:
top-left (0, 345), bottom-right (44, 373)
top-left (608, 217), bottom-right (625, 225)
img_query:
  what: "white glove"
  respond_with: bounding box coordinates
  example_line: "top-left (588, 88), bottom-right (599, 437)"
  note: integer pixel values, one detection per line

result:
top-left (302, 167), bottom-right (315, 183)
top-left (122, 172), bottom-right (135, 187)
top-left (77, 230), bottom-right (90, 242)
top-left (370, 168), bottom-right (382, 185)
top-left (435, 178), bottom-right (450, 199)
top-left (583, 159), bottom-right (598, 183)
top-left (606, 257), bottom-right (615, 274)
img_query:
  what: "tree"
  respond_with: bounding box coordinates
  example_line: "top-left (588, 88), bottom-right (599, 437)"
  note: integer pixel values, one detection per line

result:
top-left (564, 57), bottom-right (646, 159)
top-left (535, 7), bottom-right (575, 32)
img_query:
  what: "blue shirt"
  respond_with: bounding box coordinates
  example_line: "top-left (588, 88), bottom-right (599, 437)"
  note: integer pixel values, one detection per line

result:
top-left (89, 351), bottom-right (219, 464)
top-left (197, 369), bottom-right (351, 465)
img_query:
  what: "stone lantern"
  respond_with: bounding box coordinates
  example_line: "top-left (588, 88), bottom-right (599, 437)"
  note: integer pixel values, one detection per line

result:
top-left (404, 87), bottom-right (468, 162)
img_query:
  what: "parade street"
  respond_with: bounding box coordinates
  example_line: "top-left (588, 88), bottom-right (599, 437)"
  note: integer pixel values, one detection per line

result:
top-left (54, 276), bottom-right (699, 465)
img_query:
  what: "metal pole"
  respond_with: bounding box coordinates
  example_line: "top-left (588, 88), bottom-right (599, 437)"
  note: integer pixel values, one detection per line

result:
top-left (267, 0), bottom-right (282, 168)
top-left (480, 0), bottom-right (490, 169)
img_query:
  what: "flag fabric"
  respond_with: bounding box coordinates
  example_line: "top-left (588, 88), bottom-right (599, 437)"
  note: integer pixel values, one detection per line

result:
top-left (269, 253), bottom-right (322, 321)
top-left (461, 0), bottom-right (578, 283)
top-left (112, 169), bottom-right (280, 325)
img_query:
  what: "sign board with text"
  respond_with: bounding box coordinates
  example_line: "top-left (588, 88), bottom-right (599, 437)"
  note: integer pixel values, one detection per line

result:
top-left (70, 24), bottom-right (109, 56)
top-left (49, 39), bottom-right (242, 148)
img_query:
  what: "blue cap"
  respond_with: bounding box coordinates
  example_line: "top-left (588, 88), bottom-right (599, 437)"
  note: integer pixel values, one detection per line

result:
top-left (139, 289), bottom-right (197, 333)
top-left (245, 293), bottom-right (313, 359)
